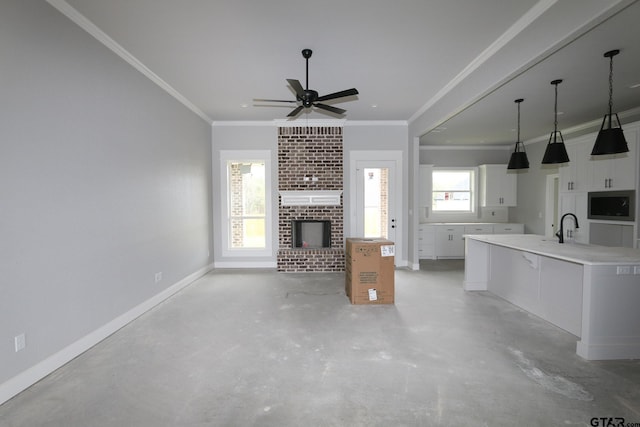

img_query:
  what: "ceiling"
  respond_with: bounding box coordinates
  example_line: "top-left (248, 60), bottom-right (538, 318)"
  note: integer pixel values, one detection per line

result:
top-left (50, 0), bottom-right (640, 146)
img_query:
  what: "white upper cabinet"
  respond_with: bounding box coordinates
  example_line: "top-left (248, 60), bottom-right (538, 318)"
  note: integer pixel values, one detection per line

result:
top-left (560, 125), bottom-right (638, 193)
top-left (587, 127), bottom-right (637, 191)
top-left (479, 164), bottom-right (517, 207)
top-left (559, 141), bottom-right (590, 192)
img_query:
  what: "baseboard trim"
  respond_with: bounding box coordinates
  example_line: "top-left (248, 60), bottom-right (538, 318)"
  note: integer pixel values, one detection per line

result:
top-left (0, 263), bottom-right (213, 406)
top-left (214, 261), bottom-right (277, 269)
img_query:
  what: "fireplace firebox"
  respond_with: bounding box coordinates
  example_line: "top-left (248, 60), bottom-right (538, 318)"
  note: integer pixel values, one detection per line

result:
top-left (292, 220), bottom-right (331, 248)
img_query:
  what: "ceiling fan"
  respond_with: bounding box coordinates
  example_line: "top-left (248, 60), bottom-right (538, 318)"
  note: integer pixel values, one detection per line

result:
top-left (254, 49), bottom-right (359, 118)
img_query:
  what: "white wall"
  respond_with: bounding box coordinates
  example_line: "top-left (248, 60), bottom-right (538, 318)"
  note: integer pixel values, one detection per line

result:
top-left (0, 0), bottom-right (212, 402)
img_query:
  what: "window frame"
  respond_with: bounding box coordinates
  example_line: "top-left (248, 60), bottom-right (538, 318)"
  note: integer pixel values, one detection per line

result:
top-left (430, 167), bottom-right (478, 220)
top-left (219, 150), bottom-right (272, 257)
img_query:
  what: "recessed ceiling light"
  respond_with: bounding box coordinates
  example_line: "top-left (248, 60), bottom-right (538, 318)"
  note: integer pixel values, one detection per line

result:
top-left (241, 104), bottom-right (248, 108)
top-left (371, 104), bottom-right (378, 108)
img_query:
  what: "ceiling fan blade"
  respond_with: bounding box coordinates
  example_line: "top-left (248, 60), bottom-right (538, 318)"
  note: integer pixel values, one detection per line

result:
top-left (287, 79), bottom-right (305, 98)
top-left (314, 103), bottom-right (346, 115)
top-left (316, 88), bottom-right (359, 102)
top-left (287, 105), bottom-right (304, 118)
top-left (253, 98), bottom-right (297, 103)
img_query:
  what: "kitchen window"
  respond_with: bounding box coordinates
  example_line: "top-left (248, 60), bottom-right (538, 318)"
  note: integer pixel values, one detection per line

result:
top-left (432, 168), bottom-right (475, 212)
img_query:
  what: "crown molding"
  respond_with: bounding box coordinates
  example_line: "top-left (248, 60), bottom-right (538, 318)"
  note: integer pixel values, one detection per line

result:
top-left (212, 119), bottom-right (408, 128)
top-left (524, 106), bottom-right (640, 146)
top-left (344, 120), bottom-right (408, 127)
top-left (273, 119), bottom-right (347, 127)
top-left (45, 0), bottom-right (213, 124)
top-left (420, 145), bottom-right (510, 151)
top-left (212, 121), bottom-right (276, 127)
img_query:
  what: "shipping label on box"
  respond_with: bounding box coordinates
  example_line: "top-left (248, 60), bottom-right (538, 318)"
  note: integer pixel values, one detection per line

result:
top-left (380, 245), bottom-right (395, 257)
top-left (358, 271), bottom-right (378, 284)
top-left (354, 245), bottom-right (379, 257)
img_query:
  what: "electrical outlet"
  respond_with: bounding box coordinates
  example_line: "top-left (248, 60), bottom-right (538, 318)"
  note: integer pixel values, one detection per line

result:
top-left (155, 272), bottom-right (162, 283)
top-left (15, 334), bottom-right (26, 352)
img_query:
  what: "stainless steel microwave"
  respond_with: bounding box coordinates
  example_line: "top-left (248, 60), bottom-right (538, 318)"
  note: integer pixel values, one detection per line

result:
top-left (588, 190), bottom-right (635, 221)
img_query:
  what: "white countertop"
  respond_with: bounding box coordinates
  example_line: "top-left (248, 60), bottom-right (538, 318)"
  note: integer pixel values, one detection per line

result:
top-left (465, 234), bottom-right (640, 265)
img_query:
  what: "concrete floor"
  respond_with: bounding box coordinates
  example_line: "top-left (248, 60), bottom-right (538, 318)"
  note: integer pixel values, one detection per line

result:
top-left (1, 260), bottom-right (639, 426)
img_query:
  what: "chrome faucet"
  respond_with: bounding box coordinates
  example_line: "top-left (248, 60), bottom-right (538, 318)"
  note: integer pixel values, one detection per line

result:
top-left (556, 213), bottom-right (579, 244)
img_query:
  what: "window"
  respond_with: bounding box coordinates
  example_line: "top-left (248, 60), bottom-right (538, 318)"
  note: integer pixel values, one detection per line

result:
top-left (220, 151), bottom-right (272, 256)
top-left (432, 169), bottom-right (474, 212)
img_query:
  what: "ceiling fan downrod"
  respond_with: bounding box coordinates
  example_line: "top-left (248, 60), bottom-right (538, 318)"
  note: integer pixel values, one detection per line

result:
top-left (302, 48), bottom-right (312, 91)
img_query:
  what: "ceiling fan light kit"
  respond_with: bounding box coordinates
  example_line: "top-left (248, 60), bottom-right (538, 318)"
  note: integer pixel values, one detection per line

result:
top-left (507, 98), bottom-right (530, 170)
top-left (254, 49), bottom-right (359, 118)
top-left (541, 79), bottom-right (570, 164)
top-left (591, 49), bottom-right (629, 155)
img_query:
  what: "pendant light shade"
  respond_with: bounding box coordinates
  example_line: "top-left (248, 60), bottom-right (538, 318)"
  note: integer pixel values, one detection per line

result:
top-left (507, 98), bottom-right (529, 169)
top-left (542, 79), bottom-right (570, 164)
top-left (592, 49), bottom-right (629, 155)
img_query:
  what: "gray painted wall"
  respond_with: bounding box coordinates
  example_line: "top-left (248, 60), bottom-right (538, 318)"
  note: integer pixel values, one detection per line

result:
top-left (209, 123), bottom-right (409, 265)
top-left (1, 0), bottom-right (212, 391)
top-left (510, 141), bottom-right (559, 235)
top-left (420, 147), bottom-right (510, 166)
top-left (343, 124), bottom-right (409, 246)
top-left (211, 124), bottom-right (279, 265)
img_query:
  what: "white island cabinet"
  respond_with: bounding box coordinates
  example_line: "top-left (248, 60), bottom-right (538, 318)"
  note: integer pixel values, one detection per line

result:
top-left (464, 234), bottom-right (640, 360)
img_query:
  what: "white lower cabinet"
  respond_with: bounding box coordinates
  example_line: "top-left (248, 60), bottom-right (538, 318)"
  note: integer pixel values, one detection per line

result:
top-left (418, 223), bottom-right (525, 260)
top-left (435, 225), bottom-right (465, 258)
top-left (418, 224), bottom-right (436, 259)
top-left (492, 223), bottom-right (524, 234)
top-left (488, 245), bottom-right (582, 337)
top-left (464, 224), bottom-right (494, 234)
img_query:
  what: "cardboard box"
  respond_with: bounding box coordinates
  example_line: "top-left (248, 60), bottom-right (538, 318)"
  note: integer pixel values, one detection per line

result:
top-left (345, 238), bottom-right (395, 304)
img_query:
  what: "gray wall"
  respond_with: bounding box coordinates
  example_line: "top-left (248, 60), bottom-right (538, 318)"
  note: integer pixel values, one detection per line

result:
top-left (343, 124), bottom-right (409, 246)
top-left (211, 124), bottom-right (279, 266)
top-left (1, 0), bottom-right (212, 392)
top-left (510, 141), bottom-right (559, 235)
top-left (209, 122), bottom-right (409, 265)
top-left (420, 147), bottom-right (510, 166)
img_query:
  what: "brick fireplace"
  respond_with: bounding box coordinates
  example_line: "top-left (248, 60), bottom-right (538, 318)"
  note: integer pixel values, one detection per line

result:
top-left (277, 126), bottom-right (345, 272)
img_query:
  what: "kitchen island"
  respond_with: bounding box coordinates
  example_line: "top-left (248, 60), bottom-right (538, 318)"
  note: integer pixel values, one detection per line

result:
top-left (464, 234), bottom-right (640, 360)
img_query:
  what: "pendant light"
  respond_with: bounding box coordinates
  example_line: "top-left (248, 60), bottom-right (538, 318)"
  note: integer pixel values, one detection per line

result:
top-left (591, 49), bottom-right (629, 155)
top-left (507, 98), bottom-right (529, 169)
top-left (541, 79), bottom-right (570, 164)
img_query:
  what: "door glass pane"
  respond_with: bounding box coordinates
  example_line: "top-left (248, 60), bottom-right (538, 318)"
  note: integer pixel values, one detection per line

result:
top-left (229, 162), bottom-right (265, 248)
top-left (363, 168), bottom-right (389, 238)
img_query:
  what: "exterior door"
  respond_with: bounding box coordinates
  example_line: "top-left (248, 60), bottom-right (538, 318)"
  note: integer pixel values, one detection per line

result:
top-left (356, 164), bottom-right (395, 242)
top-left (352, 154), bottom-right (402, 265)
